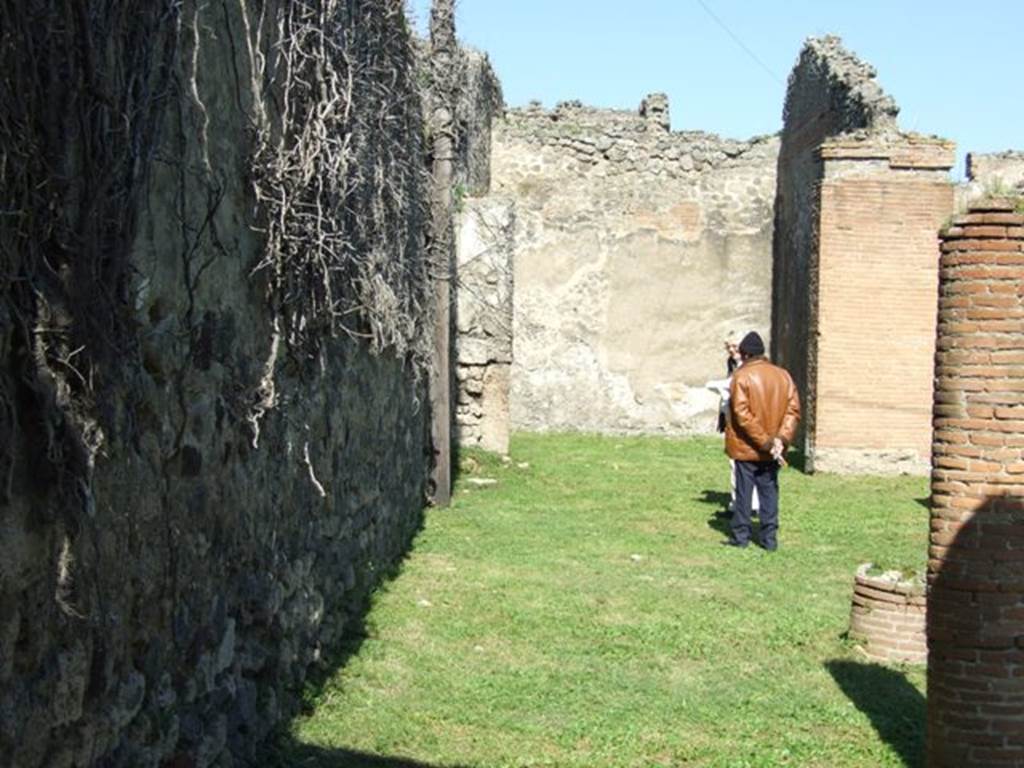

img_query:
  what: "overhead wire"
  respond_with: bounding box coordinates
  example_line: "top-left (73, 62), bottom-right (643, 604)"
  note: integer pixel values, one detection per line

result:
top-left (634, 1), bottom-right (784, 419)
top-left (694, 0), bottom-right (785, 87)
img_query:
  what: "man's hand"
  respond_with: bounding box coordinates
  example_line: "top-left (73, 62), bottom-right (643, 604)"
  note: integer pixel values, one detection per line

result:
top-left (770, 437), bottom-right (786, 466)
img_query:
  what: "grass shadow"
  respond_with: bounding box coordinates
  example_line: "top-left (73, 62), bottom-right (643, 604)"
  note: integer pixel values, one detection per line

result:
top-left (257, 536), bottom-right (425, 764)
top-left (696, 489), bottom-right (731, 509)
top-left (706, 510), bottom-right (732, 537)
top-left (266, 738), bottom-right (472, 768)
top-left (287, 531), bottom-right (426, 709)
top-left (696, 489), bottom-right (771, 539)
top-left (695, 489), bottom-right (733, 536)
top-left (825, 660), bottom-right (925, 768)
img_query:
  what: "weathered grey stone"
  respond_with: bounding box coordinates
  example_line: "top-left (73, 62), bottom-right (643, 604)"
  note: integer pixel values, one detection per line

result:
top-left (0, 605), bottom-right (18, 682)
top-left (44, 745), bottom-right (76, 768)
top-left (607, 145), bottom-right (628, 163)
top-left (455, 197), bottom-right (515, 453)
top-left (109, 670), bottom-right (146, 730)
top-left (214, 620), bottom-right (236, 676)
top-left (787, 36), bottom-right (899, 134)
top-left (52, 642), bottom-right (91, 727)
top-left (196, 714), bottom-right (227, 768)
top-left (958, 150), bottom-right (1024, 211)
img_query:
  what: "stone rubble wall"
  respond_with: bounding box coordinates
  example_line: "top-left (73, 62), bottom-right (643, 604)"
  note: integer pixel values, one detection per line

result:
top-left (773, 35), bottom-right (954, 474)
top-left (446, 50), bottom-right (514, 454)
top-left (454, 50), bottom-right (504, 197)
top-left (957, 150), bottom-right (1024, 211)
top-left (1, 4), bottom-right (433, 767)
top-left (490, 95), bottom-right (779, 434)
top-left (455, 198), bottom-right (515, 453)
top-left (928, 198), bottom-right (1024, 767)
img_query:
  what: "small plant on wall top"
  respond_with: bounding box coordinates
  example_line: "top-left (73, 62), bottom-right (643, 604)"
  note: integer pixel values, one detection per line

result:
top-left (862, 561), bottom-right (926, 587)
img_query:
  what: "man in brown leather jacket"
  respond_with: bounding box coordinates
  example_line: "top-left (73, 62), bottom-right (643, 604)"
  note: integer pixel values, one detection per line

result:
top-left (723, 332), bottom-right (800, 551)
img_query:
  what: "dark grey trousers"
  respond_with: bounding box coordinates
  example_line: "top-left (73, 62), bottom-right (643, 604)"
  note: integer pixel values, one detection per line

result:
top-left (731, 460), bottom-right (779, 547)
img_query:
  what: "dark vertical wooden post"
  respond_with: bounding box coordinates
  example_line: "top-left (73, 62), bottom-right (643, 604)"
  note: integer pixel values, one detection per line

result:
top-left (428, 0), bottom-right (456, 506)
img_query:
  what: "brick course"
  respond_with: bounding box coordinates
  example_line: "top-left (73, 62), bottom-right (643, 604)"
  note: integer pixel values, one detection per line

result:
top-left (928, 199), bottom-right (1024, 767)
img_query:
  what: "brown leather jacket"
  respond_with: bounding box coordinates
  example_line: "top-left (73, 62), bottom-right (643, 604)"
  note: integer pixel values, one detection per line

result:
top-left (725, 357), bottom-right (801, 462)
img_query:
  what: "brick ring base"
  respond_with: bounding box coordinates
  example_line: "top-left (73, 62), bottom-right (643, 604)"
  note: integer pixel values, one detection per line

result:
top-left (848, 563), bottom-right (927, 664)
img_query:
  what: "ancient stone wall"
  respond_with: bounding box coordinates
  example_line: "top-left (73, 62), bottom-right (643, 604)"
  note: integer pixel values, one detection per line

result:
top-left (968, 151), bottom-right (1024, 192)
top-left (454, 50), bottom-right (504, 197)
top-left (957, 151), bottom-right (1024, 211)
top-left (928, 198), bottom-right (1024, 766)
top-left (446, 51), bottom-right (513, 454)
top-left (772, 36), bottom-right (900, 449)
top-left (773, 36), bottom-right (953, 473)
top-left (490, 96), bottom-right (778, 434)
top-left (0, 3), bottom-right (434, 766)
top-left (455, 198), bottom-right (514, 453)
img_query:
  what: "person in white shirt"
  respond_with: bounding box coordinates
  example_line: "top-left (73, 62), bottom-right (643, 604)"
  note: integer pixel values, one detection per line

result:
top-left (707, 339), bottom-right (758, 517)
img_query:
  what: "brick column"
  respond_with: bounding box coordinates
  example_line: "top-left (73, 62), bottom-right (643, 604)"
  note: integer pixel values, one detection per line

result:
top-left (928, 199), bottom-right (1024, 766)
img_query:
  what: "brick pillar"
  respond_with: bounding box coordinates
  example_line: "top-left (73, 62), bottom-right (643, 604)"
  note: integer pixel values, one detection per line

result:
top-left (812, 137), bottom-right (954, 475)
top-left (928, 199), bottom-right (1024, 767)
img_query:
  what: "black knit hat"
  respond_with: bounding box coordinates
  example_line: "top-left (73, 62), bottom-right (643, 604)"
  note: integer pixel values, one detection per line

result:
top-left (738, 331), bottom-right (765, 357)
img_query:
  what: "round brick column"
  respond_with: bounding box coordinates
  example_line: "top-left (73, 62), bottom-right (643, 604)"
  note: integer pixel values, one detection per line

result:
top-left (928, 199), bottom-right (1024, 767)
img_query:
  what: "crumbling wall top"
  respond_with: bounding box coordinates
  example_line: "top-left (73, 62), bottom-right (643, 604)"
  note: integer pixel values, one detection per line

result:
top-left (459, 47), bottom-right (504, 114)
top-left (509, 92), bottom-right (673, 136)
top-left (784, 35), bottom-right (900, 136)
top-left (966, 150), bottom-right (1024, 190)
top-left (497, 91), bottom-right (778, 178)
top-left (639, 92), bottom-right (670, 133)
top-left (454, 47), bottom-right (504, 194)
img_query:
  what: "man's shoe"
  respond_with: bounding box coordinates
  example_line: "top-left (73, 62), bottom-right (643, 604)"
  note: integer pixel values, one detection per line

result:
top-left (759, 541), bottom-right (778, 552)
top-left (720, 539), bottom-right (748, 549)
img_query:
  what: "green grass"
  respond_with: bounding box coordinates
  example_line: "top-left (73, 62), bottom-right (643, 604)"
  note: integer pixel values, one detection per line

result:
top-left (275, 433), bottom-right (929, 768)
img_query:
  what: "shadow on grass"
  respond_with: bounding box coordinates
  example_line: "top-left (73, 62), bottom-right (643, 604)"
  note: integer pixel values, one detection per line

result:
top-left (257, 544), bottom-right (426, 765)
top-left (695, 489), bottom-right (733, 536)
top-left (696, 489), bottom-right (731, 509)
top-left (706, 511), bottom-right (731, 537)
top-left (825, 660), bottom-right (925, 768)
top-left (268, 737), bottom-right (471, 768)
top-left (696, 489), bottom-right (772, 539)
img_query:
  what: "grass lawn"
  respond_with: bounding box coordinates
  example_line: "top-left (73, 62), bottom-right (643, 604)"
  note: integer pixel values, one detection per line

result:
top-left (274, 433), bottom-right (930, 768)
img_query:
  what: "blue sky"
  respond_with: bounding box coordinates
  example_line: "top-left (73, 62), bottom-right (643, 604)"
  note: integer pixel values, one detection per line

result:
top-left (409, 0), bottom-right (1023, 178)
